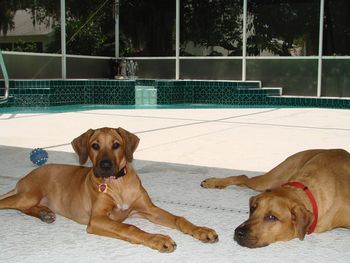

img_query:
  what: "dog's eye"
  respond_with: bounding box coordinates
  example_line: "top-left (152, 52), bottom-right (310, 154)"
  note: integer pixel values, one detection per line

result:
top-left (91, 143), bottom-right (100, 150)
top-left (112, 143), bottom-right (120, 149)
top-left (264, 214), bottom-right (279, 222)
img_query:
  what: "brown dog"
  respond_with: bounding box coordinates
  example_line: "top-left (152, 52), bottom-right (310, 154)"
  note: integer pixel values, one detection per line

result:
top-left (0, 127), bottom-right (218, 252)
top-left (201, 149), bottom-right (350, 248)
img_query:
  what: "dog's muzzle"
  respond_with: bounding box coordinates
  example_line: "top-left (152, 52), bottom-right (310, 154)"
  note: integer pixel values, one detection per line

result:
top-left (234, 224), bottom-right (257, 248)
top-left (100, 159), bottom-right (113, 171)
top-left (234, 224), bottom-right (267, 248)
top-left (234, 225), bottom-right (248, 243)
top-left (94, 158), bottom-right (116, 178)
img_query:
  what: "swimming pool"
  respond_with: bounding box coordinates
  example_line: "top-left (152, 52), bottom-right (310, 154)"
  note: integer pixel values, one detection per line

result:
top-left (1, 79), bottom-right (349, 112)
top-left (0, 103), bottom-right (299, 114)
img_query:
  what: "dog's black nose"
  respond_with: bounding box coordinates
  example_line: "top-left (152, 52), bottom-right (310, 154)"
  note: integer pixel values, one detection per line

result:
top-left (234, 225), bottom-right (247, 241)
top-left (100, 159), bottom-right (112, 170)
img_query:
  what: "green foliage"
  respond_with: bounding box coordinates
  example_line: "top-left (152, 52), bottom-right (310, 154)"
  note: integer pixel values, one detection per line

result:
top-left (0, 0), bottom-right (59, 35)
top-left (0, 0), bottom-right (349, 56)
top-left (181, 0), bottom-right (243, 56)
top-left (47, 19), bottom-right (109, 55)
top-left (1, 0), bottom-right (114, 56)
top-left (12, 39), bottom-right (40, 52)
top-left (247, 1), bottom-right (319, 56)
top-left (119, 0), bottom-right (175, 56)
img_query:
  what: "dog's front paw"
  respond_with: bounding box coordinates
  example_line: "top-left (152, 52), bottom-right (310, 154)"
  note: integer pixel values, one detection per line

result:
top-left (148, 234), bottom-right (177, 253)
top-left (193, 227), bottom-right (219, 243)
top-left (201, 178), bottom-right (226, 189)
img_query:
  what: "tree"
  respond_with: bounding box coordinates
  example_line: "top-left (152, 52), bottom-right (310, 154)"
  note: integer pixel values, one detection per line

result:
top-left (180, 0), bottom-right (320, 56)
top-left (0, 0), bottom-right (59, 35)
top-left (0, 0), bottom-right (114, 56)
top-left (1, 0), bottom-right (349, 57)
top-left (119, 0), bottom-right (175, 56)
top-left (247, 0), bottom-right (319, 56)
top-left (181, 0), bottom-right (243, 56)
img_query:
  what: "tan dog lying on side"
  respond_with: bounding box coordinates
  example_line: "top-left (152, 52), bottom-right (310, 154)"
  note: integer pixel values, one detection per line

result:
top-left (201, 149), bottom-right (350, 248)
top-left (0, 127), bottom-right (218, 252)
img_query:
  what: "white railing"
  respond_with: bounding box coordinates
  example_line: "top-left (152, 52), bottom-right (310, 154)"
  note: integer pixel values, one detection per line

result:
top-left (0, 49), bottom-right (9, 103)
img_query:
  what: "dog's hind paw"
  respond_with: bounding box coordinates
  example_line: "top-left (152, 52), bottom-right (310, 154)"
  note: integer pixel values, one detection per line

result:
top-left (201, 178), bottom-right (227, 189)
top-left (201, 175), bottom-right (249, 189)
top-left (39, 210), bottom-right (56, 224)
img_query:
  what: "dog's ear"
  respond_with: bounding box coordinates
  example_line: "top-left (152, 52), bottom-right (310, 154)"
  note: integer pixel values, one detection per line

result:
top-left (71, 129), bottom-right (95, 165)
top-left (116, 127), bottom-right (140, 162)
top-left (291, 205), bottom-right (313, 240)
top-left (249, 195), bottom-right (259, 215)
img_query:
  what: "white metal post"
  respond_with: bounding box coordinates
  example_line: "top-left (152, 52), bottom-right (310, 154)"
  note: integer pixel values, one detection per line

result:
top-left (317, 0), bottom-right (325, 97)
top-left (175, 0), bottom-right (180, 80)
top-left (115, 0), bottom-right (120, 58)
top-left (60, 0), bottom-right (66, 79)
top-left (242, 0), bottom-right (247, 81)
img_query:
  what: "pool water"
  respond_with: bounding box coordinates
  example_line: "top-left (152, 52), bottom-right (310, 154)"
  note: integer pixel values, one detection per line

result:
top-left (0, 103), bottom-right (295, 114)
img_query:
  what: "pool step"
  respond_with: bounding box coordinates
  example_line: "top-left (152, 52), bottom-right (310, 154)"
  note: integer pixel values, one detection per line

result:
top-left (0, 95), bottom-right (13, 104)
top-left (236, 87), bottom-right (282, 96)
top-left (261, 87), bottom-right (282, 96)
top-left (135, 85), bottom-right (157, 105)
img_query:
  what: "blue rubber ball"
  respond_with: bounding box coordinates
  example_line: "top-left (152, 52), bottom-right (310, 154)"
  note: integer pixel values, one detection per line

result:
top-left (30, 148), bottom-right (48, 166)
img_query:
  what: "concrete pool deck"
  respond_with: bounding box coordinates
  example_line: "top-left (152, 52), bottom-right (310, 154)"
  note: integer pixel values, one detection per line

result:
top-left (1, 107), bottom-right (349, 171)
top-left (0, 107), bottom-right (350, 262)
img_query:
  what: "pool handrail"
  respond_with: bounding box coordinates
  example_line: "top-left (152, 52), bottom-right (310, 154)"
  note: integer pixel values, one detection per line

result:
top-left (0, 49), bottom-right (10, 103)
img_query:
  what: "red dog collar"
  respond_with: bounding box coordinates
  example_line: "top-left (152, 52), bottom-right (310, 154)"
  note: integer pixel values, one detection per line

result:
top-left (283, 181), bottom-right (318, 234)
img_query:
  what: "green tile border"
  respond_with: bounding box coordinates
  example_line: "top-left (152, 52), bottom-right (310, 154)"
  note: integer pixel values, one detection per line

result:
top-left (0, 79), bottom-right (350, 110)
